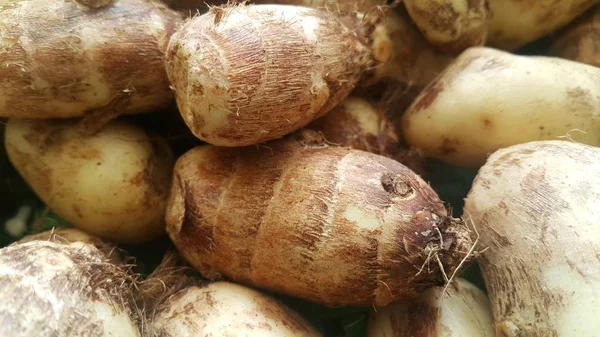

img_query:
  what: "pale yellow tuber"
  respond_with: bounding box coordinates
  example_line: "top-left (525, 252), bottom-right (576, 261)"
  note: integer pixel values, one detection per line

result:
top-left (4, 118), bottom-right (174, 244)
top-left (402, 47), bottom-right (600, 168)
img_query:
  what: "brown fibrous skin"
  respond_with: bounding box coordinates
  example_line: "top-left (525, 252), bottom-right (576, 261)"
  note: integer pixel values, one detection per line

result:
top-left (0, 240), bottom-right (142, 337)
top-left (551, 5), bottom-right (600, 68)
top-left (464, 140), bottom-right (600, 337)
top-left (0, 0), bottom-right (183, 119)
top-left (165, 134), bottom-right (472, 308)
top-left (165, 4), bottom-right (391, 147)
top-left (305, 96), bottom-right (400, 156)
top-left (369, 8), bottom-right (455, 90)
top-left (304, 94), bottom-right (426, 176)
top-left (403, 0), bottom-right (489, 54)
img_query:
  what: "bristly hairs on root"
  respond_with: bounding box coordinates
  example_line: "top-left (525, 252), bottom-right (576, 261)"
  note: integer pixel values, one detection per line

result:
top-left (436, 212), bottom-right (489, 313)
top-left (138, 250), bottom-right (203, 325)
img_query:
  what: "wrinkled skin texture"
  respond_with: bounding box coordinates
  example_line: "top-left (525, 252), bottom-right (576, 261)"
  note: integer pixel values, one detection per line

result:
top-left (486, 0), bottom-right (598, 50)
top-left (0, 241), bottom-right (140, 337)
top-left (367, 278), bottom-right (494, 337)
top-left (465, 140), bottom-right (600, 337)
top-left (402, 47), bottom-right (600, 168)
top-left (0, 0), bottom-right (182, 118)
top-left (4, 118), bottom-right (174, 244)
top-left (551, 5), bottom-right (600, 68)
top-left (150, 282), bottom-right (322, 337)
top-left (403, 0), bottom-right (489, 54)
top-left (166, 4), bottom-right (390, 146)
top-left (165, 135), bottom-right (472, 308)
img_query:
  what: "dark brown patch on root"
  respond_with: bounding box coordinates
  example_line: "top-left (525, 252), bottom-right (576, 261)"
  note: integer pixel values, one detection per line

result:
top-left (410, 80), bottom-right (443, 113)
top-left (438, 137), bottom-right (461, 155)
top-left (411, 216), bottom-right (474, 290)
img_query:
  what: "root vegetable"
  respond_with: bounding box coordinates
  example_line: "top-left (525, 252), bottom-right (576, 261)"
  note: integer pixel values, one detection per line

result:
top-left (403, 0), bottom-right (489, 54)
top-left (305, 96), bottom-right (399, 155)
top-left (150, 281), bottom-right (322, 336)
top-left (401, 47), bottom-right (600, 168)
top-left (18, 228), bottom-right (124, 264)
top-left (303, 94), bottom-right (425, 175)
top-left (165, 134), bottom-right (472, 308)
top-left (371, 8), bottom-right (454, 89)
top-left (4, 118), bottom-right (175, 244)
top-left (486, 0), bottom-right (598, 50)
top-left (550, 5), bottom-right (600, 68)
top-left (0, 0), bottom-right (182, 119)
top-left (0, 240), bottom-right (141, 337)
top-left (464, 140), bottom-right (600, 337)
top-left (165, 4), bottom-right (392, 146)
top-left (367, 278), bottom-right (494, 337)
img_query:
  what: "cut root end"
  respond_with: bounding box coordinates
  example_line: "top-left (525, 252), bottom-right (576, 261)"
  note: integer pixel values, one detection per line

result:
top-left (414, 216), bottom-right (477, 293)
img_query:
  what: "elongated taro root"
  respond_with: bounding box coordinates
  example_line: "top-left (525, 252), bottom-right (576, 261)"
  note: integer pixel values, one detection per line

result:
top-left (402, 47), bottom-right (600, 168)
top-left (486, 0), bottom-right (598, 50)
top-left (551, 5), bottom-right (600, 67)
top-left (367, 278), bottom-right (494, 337)
top-left (305, 96), bottom-right (399, 155)
top-left (251, 0), bottom-right (386, 13)
top-left (403, 0), bottom-right (489, 54)
top-left (149, 281), bottom-right (322, 336)
top-left (165, 135), bottom-right (472, 308)
top-left (370, 8), bottom-right (454, 89)
top-left (0, 240), bottom-right (141, 337)
top-left (0, 0), bottom-right (182, 119)
top-left (4, 118), bottom-right (174, 244)
top-left (464, 140), bottom-right (600, 336)
top-left (165, 4), bottom-right (392, 146)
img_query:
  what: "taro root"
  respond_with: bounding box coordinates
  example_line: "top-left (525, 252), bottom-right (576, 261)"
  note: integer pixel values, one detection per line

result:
top-left (465, 140), bottom-right (600, 336)
top-left (165, 134), bottom-right (472, 308)
top-left (165, 4), bottom-right (392, 146)
top-left (0, 0), bottom-right (182, 121)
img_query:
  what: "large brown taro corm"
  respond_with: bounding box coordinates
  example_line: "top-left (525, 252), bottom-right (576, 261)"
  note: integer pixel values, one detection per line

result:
top-left (165, 133), bottom-right (472, 308)
top-left (0, 0), bottom-right (182, 120)
top-left (165, 4), bottom-right (392, 147)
